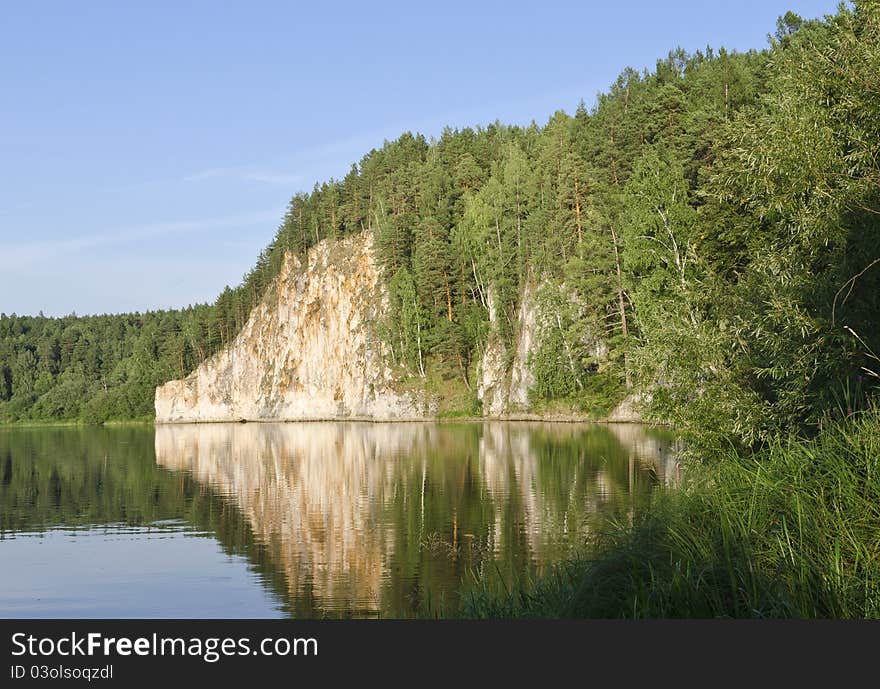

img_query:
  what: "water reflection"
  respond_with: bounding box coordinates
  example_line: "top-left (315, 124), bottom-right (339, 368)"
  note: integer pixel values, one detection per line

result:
top-left (155, 422), bottom-right (678, 617)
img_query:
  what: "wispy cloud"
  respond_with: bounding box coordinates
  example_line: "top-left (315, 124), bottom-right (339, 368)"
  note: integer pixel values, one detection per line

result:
top-left (109, 122), bottom-right (413, 196)
top-left (180, 166), bottom-right (244, 182)
top-left (0, 208), bottom-right (284, 267)
top-left (243, 172), bottom-right (304, 186)
top-left (112, 165), bottom-right (301, 191)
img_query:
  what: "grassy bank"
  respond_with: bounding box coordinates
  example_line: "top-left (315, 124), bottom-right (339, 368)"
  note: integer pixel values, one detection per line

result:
top-left (460, 410), bottom-right (880, 618)
top-left (0, 416), bottom-right (154, 428)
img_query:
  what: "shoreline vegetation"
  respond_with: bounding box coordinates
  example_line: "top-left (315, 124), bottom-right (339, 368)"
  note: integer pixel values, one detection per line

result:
top-left (150, 414), bottom-right (656, 425)
top-left (0, 413), bottom-right (655, 429)
top-left (459, 409), bottom-right (880, 619)
top-left (1, 5), bottom-right (879, 618)
top-left (0, 417), bottom-right (154, 427)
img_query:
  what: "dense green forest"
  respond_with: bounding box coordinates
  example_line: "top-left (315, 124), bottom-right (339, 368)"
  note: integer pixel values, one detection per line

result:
top-left (0, 309), bottom-right (212, 422)
top-left (2, 4), bottom-right (878, 452)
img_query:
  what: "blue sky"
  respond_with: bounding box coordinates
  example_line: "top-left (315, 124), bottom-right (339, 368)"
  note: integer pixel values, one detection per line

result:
top-left (0, 0), bottom-right (841, 316)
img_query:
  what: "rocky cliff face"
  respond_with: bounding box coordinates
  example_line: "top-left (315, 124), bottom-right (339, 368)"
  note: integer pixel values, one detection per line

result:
top-left (156, 231), bottom-right (641, 422)
top-left (155, 232), bottom-right (426, 422)
top-left (476, 282), bottom-right (540, 416)
top-left (475, 280), bottom-right (640, 421)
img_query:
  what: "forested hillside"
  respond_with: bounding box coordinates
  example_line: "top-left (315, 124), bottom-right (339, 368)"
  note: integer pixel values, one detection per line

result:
top-left (0, 309), bottom-right (211, 422)
top-left (2, 4), bottom-right (878, 445)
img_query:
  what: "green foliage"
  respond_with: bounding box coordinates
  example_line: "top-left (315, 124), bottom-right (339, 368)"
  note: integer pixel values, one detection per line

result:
top-left (629, 2), bottom-right (880, 446)
top-left (387, 267), bottom-right (427, 377)
top-left (529, 282), bottom-right (614, 406)
top-left (0, 309), bottom-right (211, 423)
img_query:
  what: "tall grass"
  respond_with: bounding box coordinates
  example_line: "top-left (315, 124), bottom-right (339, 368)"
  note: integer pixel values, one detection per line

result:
top-left (460, 410), bottom-right (880, 618)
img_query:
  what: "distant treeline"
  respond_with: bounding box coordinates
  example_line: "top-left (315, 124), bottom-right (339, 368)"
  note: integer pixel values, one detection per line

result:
top-left (2, 5), bottom-right (878, 446)
top-left (0, 272), bottom-right (282, 423)
top-left (0, 310), bottom-right (207, 422)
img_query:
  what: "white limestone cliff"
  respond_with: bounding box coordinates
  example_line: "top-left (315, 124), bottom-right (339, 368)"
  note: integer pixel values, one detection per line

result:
top-left (476, 282), bottom-right (540, 416)
top-left (156, 231), bottom-right (642, 422)
top-left (155, 232), bottom-right (427, 422)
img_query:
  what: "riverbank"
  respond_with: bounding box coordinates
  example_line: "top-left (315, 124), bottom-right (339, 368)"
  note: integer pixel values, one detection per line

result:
top-left (458, 410), bottom-right (880, 618)
top-left (0, 417), bottom-right (153, 428)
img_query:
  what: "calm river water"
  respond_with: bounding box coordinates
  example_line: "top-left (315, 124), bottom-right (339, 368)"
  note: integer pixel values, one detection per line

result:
top-left (0, 422), bottom-right (678, 617)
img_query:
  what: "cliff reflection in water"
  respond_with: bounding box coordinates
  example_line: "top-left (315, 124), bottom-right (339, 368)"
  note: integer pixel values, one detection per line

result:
top-left (155, 421), bottom-right (678, 617)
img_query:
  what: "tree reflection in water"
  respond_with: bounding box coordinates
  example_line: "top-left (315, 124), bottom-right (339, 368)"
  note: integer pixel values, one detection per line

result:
top-left (155, 421), bottom-right (679, 617)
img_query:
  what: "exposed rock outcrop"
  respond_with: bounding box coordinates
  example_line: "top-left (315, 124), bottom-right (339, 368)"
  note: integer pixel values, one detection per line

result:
top-left (606, 392), bottom-right (645, 423)
top-left (508, 281), bottom-right (540, 410)
top-left (156, 231), bottom-right (644, 423)
top-left (475, 281), bottom-right (637, 420)
top-left (155, 232), bottom-right (427, 423)
top-left (476, 282), bottom-right (540, 415)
